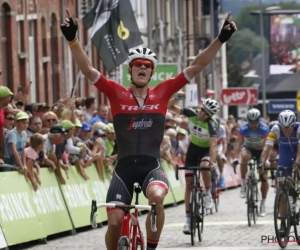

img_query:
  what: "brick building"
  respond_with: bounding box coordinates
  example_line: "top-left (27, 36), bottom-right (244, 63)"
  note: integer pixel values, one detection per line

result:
top-left (0, 0), bottom-right (109, 105)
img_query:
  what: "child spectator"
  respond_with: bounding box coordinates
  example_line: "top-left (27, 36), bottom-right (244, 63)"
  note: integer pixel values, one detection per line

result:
top-left (3, 111), bottom-right (29, 173)
top-left (24, 133), bottom-right (45, 191)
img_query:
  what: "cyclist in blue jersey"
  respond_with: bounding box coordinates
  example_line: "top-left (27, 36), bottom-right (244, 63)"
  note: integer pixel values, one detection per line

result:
top-left (235, 108), bottom-right (269, 204)
top-left (260, 110), bottom-right (300, 233)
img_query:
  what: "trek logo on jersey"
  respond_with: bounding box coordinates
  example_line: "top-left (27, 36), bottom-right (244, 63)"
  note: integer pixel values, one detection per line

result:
top-left (127, 118), bottom-right (153, 130)
top-left (120, 104), bottom-right (160, 111)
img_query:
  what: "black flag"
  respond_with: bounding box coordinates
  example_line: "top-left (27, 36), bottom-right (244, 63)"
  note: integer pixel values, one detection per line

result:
top-left (82, 0), bottom-right (143, 71)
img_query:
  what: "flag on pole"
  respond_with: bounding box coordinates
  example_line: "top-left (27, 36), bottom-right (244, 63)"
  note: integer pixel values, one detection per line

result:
top-left (82, 0), bottom-right (143, 71)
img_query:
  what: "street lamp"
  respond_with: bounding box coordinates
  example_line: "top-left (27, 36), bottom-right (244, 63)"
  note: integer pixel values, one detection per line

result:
top-left (250, 4), bottom-right (281, 119)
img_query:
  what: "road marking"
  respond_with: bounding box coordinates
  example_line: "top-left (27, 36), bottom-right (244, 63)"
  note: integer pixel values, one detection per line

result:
top-left (164, 220), bottom-right (274, 228)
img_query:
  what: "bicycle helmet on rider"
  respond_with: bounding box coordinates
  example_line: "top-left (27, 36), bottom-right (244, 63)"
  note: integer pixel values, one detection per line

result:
top-left (246, 108), bottom-right (261, 122)
top-left (202, 98), bottom-right (220, 115)
top-left (278, 110), bottom-right (296, 128)
top-left (127, 47), bottom-right (158, 68)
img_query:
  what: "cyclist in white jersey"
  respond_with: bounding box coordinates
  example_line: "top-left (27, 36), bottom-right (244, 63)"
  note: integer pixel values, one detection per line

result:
top-left (216, 116), bottom-right (227, 187)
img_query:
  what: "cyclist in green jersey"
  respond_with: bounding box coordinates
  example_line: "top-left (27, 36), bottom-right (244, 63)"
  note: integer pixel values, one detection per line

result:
top-left (168, 96), bottom-right (219, 234)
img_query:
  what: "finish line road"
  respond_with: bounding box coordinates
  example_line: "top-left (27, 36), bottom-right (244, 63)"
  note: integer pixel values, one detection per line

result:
top-left (24, 187), bottom-right (287, 249)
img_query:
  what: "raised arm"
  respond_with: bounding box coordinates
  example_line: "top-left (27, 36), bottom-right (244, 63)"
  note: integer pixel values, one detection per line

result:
top-left (60, 9), bottom-right (99, 82)
top-left (185, 12), bottom-right (237, 80)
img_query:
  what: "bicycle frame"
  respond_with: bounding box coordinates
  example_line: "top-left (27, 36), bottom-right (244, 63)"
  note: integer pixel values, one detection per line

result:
top-left (90, 183), bottom-right (157, 250)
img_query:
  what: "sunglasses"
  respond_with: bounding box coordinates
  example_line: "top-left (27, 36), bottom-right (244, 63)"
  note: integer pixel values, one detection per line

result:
top-left (5, 117), bottom-right (14, 121)
top-left (131, 59), bottom-right (153, 69)
top-left (201, 108), bottom-right (211, 116)
top-left (47, 119), bottom-right (56, 123)
top-left (282, 125), bottom-right (294, 130)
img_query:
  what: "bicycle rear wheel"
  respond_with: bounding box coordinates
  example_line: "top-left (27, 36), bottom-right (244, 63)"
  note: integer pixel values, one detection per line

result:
top-left (247, 180), bottom-right (254, 227)
top-left (190, 187), bottom-right (197, 246)
top-left (212, 175), bottom-right (220, 213)
top-left (274, 188), bottom-right (291, 249)
top-left (252, 181), bottom-right (259, 225)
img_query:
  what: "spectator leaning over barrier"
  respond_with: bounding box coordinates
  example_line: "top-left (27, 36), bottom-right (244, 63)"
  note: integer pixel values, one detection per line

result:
top-left (89, 104), bottom-right (109, 125)
top-left (165, 128), bottom-right (178, 160)
top-left (61, 119), bottom-right (90, 180)
top-left (86, 128), bottom-right (108, 179)
top-left (24, 133), bottom-right (45, 191)
top-left (3, 111), bottom-right (15, 138)
top-left (0, 86), bottom-right (13, 162)
top-left (75, 109), bottom-right (85, 122)
top-left (106, 123), bottom-right (117, 162)
top-left (84, 96), bottom-right (96, 123)
top-left (176, 128), bottom-right (187, 163)
top-left (42, 124), bottom-right (66, 184)
top-left (26, 116), bottom-right (42, 138)
top-left (41, 111), bottom-right (58, 134)
top-left (3, 111), bottom-right (29, 173)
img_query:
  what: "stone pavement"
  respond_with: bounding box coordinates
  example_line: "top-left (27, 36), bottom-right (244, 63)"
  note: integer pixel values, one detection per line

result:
top-left (24, 186), bottom-right (296, 249)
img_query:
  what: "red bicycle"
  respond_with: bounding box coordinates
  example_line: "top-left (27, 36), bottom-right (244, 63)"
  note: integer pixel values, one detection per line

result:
top-left (90, 182), bottom-right (157, 250)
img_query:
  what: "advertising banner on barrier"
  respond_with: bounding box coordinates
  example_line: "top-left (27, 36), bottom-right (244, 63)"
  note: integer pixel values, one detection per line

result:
top-left (0, 169), bottom-right (73, 246)
top-left (161, 160), bottom-right (184, 204)
top-left (0, 225), bottom-right (7, 249)
top-left (60, 165), bottom-right (108, 228)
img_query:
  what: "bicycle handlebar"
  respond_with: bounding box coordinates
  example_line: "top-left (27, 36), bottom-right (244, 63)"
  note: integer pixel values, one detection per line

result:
top-left (175, 165), bottom-right (211, 180)
top-left (90, 200), bottom-right (157, 232)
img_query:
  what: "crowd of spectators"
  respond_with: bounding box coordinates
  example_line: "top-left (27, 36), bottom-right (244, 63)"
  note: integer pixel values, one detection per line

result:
top-left (0, 82), bottom-right (273, 192)
top-left (0, 84), bottom-right (117, 191)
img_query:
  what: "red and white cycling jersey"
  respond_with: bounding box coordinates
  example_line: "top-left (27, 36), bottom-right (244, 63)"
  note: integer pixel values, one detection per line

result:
top-left (92, 71), bottom-right (190, 160)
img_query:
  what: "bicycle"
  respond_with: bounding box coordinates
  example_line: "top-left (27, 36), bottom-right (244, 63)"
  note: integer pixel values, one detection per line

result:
top-left (175, 165), bottom-right (211, 246)
top-left (90, 182), bottom-right (157, 250)
top-left (235, 157), bottom-right (260, 227)
top-left (211, 168), bottom-right (220, 213)
top-left (274, 165), bottom-right (300, 249)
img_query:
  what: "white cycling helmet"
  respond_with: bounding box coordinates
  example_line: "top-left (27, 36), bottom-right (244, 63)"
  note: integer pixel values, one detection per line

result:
top-left (127, 47), bottom-right (157, 68)
top-left (202, 98), bottom-right (220, 115)
top-left (278, 110), bottom-right (296, 127)
top-left (247, 108), bottom-right (261, 121)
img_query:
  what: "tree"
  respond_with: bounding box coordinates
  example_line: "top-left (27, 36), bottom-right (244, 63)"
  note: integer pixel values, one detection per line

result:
top-left (227, 28), bottom-right (269, 64)
top-left (233, 2), bottom-right (300, 37)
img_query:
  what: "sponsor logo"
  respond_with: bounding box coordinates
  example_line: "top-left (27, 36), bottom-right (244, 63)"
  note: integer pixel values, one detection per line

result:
top-left (127, 118), bottom-right (153, 130)
top-left (120, 104), bottom-right (160, 111)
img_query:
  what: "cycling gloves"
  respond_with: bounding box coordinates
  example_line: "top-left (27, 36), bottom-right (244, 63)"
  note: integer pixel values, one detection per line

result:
top-left (218, 20), bottom-right (236, 43)
top-left (60, 18), bottom-right (78, 42)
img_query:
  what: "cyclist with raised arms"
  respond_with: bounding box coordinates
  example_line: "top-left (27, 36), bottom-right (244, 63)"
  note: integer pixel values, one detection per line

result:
top-left (60, 9), bottom-right (236, 250)
top-left (260, 110), bottom-right (300, 231)
top-left (235, 108), bottom-right (269, 208)
top-left (168, 97), bottom-right (219, 234)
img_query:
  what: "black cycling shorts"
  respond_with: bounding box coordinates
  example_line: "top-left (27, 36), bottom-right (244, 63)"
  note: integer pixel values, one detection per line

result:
top-left (185, 143), bottom-right (210, 176)
top-left (243, 147), bottom-right (263, 160)
top-left (106, 155), bottom-right (169, 207)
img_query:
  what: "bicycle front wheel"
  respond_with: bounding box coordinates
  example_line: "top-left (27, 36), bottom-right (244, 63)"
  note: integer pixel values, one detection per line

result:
top-left (197, 190), bottom-right (204, 242)
top-left (247, 181), bottom-right (254, 227)
top-left (190, 187), bottom-right (197, 246)
top-left (118, 236), bottom-right (130, 250)
top-left (274, 188), bottom-right (291, 249)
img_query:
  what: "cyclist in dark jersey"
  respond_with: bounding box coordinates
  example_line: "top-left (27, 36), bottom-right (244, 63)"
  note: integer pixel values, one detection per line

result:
top-left (61, 9), bottom-right (236, 250)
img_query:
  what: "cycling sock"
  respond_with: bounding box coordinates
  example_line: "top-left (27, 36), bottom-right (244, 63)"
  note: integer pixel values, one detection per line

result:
top-left (186, 212), bottom-right (190, 223)
top-left (205, 189), bottom-right (211, 196)
top-left (261, 198), bottom-right (266, 206)
top-left (147, 239), bottom-right (158, 250)
top-left (242, 179), bottom-right (246, 188)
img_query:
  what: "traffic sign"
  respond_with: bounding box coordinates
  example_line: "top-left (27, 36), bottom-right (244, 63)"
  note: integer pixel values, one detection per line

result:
top-left (268, 100), bottom-right (297, 114)
top-left (185, 84), bottom-right (198, 107)
top-left (220, 88), bottom-right (258, 105)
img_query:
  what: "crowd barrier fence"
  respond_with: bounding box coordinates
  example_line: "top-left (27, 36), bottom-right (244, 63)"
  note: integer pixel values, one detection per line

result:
top-left (0, 160), bottom-right (242, 249)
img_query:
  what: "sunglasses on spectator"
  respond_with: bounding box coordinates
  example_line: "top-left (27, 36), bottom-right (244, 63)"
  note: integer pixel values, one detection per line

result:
top-left (5, 117), bottom-right (14, 121)
top-left (47, 119), bottom-right (56, 122)
top-left (131, 59), bottom-right (153, 69)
